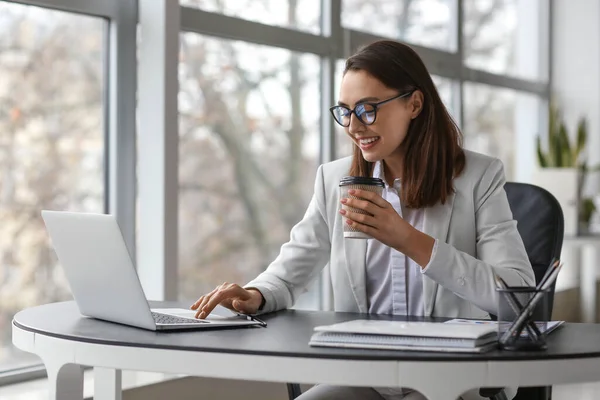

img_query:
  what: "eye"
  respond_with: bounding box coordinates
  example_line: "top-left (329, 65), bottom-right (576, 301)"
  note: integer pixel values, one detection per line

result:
top-left (339, 107), bottom-right (351, 116)
top-left (356, 104), bottom-right (376, 123)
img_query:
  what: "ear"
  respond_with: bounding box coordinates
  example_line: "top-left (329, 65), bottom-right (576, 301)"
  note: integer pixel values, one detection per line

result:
top-left (409, 90), bottom-right (424, 119)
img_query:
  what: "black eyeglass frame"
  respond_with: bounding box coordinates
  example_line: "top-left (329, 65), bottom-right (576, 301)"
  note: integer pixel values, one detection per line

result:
top-left (329, 89), bottom-right (416, 127)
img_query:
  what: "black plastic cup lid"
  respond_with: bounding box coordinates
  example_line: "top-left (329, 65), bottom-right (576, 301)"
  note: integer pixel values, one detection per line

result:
top-left (339, 176), bottom-right (385, 187)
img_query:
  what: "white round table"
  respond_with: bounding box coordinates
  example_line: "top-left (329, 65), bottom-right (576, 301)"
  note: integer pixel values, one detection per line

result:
top-left (12, 301), bottom-right (600, 400)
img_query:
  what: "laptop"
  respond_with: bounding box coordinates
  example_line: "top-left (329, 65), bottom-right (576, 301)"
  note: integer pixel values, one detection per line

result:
top-left (41, 210), bottom-right (261, 331)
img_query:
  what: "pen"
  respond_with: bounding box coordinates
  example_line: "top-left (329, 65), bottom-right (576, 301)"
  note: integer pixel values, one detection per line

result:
top-left (499, 262), bottom-right (562, 345)
top-left (537, 258), bottom-right (560, 290)
top-left (239, 313), bottom-right (267, 327)
top-left (494, 274), bottom-right (542, 340)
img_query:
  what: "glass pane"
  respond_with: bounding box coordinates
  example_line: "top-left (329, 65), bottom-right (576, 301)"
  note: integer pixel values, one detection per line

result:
top-left (463, 0), bottom-right (545, 81)
top-left (0, 3), bottom-right (104, 371)
top-left (334, 64), bottom-right (459, 159)
top-left (432, 75), bottom-right (458, 121)
top-left (342, 0), bottom-right (455, 51)
top-left (180, 0), bottom-right (321, 35)
top-left (178, 34), bottom-right (320, 301)
top-left (334, 60), bottom-right (353, 159)
top-left (463, 82), bottom-right (541, 182)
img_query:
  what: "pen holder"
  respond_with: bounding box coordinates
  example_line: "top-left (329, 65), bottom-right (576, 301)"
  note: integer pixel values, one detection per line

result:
top-left (496, 286), bottom-right (551, 351)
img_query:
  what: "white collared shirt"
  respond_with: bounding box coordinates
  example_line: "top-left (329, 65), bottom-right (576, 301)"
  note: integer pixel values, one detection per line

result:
top-left (365, 161), bottom-right (430, 316)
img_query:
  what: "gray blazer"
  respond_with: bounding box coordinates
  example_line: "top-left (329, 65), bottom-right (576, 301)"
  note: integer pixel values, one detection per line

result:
top-left (246, 149), bottom-right (535, 319)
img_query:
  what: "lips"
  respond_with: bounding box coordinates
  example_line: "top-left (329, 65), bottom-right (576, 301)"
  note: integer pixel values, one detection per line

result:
top-left (357, 136), bottom-right (380, 150)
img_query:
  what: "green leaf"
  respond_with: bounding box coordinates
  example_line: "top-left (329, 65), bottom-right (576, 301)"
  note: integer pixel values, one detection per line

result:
top-left (558, 122), bottom-right (572, 166)
top-left (575, 118), bottom-right (587, 163)
top-left (562, 146), bottom-right (572, 167)
top-left (548, 103), bottom-right (558, 166)
top-left (580, 197), bottom-right (596, 223)
top-left (536, 136), bottom-right (548, 167)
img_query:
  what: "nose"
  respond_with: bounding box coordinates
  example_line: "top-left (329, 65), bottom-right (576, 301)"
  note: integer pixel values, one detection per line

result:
top-left (347, 113), bottom-right (365, 135)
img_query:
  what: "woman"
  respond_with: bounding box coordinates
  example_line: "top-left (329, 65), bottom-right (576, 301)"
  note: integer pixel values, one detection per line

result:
top-left (190, 40), bottom-right (534, 400)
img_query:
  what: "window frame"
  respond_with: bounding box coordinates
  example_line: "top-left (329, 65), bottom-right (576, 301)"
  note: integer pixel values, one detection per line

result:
top-left (0, 0), bottom-right (136, 385)
top-left (176, 0), bottom-right (550, 310)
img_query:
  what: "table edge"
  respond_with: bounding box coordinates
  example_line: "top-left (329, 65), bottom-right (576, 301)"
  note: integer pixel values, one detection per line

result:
top-left (13, 320), bottom-right (600, 363)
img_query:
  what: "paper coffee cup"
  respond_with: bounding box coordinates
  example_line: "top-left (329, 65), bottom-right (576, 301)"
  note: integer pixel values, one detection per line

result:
top-left (339, 176), bottom-right (385, 239)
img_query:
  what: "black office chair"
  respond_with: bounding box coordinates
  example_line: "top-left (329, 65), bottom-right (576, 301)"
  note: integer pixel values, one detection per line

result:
top-left (287, 182), bottom-right (565, 400)
top-left (480, 182), bottom-right (564, 400)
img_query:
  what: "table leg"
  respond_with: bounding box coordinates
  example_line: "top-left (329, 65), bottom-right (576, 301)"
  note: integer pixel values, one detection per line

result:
top-left (94, 367), bottom-right (122, 400)
top-left (580, 245), bottom-right (598, 323)
top-left (45, 362), bottom-right (84, 400)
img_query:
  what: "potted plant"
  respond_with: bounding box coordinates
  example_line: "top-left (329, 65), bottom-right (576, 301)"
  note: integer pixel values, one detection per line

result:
top-left (534, 102), bottom-right (599, 235)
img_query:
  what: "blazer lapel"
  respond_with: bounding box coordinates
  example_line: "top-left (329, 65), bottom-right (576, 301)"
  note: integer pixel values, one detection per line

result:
top-left (343, 238), bottom-right (368, 313)
top-left (422, 191), bottom-right (455, 316)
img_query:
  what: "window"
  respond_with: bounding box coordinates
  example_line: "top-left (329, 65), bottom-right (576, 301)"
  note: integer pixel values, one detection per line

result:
top-left (431, 75), bottom-right (457, 119)
top-left (334, 60), bottom-right (352, 159)
top-left (180, 0), bottom-right (321, 35)
top-left (342, 0), bottom-right (456, 51)
top-left (463, 82), bottom-right (541, 182)
top-left (0, 2), bottom-right (104, 372)
top-left (178, 33), bottom-right (320, 300)
top-left (463, 0), bottom-right (546, 81)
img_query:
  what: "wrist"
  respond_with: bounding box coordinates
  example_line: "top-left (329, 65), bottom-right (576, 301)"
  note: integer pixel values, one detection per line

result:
top-left (393, 224), bottom-right (418, 254)
top-left (398, 228), bottom-right (435, 268)
top-left (246, 288), bottom-right (265, 310)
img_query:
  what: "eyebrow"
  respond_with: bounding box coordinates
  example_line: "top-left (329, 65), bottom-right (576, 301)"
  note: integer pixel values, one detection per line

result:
top-left (337, 96), bottom-right (380, 107)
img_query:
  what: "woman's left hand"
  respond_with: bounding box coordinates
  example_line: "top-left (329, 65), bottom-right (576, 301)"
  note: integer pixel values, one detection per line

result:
top-left (340, 188), bottom-right (413, 252)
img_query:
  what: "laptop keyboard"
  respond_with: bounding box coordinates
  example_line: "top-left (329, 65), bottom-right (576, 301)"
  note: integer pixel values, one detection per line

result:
top-left (152, 312), bottom-right (207, 325)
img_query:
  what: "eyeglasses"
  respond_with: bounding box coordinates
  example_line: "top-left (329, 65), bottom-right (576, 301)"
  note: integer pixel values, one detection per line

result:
top-left (329, 90), bottom-right (415, 127)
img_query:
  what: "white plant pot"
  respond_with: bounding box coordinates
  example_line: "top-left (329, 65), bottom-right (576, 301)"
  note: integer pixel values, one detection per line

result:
top-left (532, 168), bottom-right (580, 236)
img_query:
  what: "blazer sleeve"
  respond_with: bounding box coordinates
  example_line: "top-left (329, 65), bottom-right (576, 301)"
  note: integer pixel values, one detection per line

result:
top-left (244, 165), bottom-right (331, 314)
top-left (422, 158), bottom-right (535, 314)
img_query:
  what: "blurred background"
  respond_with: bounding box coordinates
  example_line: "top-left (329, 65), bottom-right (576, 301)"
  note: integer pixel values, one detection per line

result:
top-left (1, 0), bottom-right (599, 397)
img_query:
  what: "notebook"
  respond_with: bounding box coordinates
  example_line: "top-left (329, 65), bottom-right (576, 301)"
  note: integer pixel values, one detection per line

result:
top-left (444, 318), bottom-right (565, 337)
top-left (309, 320), bottom-right (499, 353)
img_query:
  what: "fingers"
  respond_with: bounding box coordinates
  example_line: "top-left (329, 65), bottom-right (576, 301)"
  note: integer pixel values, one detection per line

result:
top-left (196, 291), bottom-right (217, 318)
top-left (341, 198), bottom-right (378, 216)
top-left (193, 283), bottom-right (249, 319)
top-left (344, 217), bottom-right (375, 237)
top-left (344, 188), bottom-right (389, 209)
top-left (190, 286), bottom-right (218, 310)
top-left (231, 299), bottom-right (255, 314)
top-left (340, 208), bottom-right (377, 228)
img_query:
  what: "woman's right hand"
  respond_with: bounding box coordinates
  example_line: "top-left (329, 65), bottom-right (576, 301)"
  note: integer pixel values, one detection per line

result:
top-left (190, 282), bottom-right (264, 319)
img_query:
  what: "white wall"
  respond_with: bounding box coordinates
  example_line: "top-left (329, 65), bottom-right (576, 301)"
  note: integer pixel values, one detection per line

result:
top-left (552, 0), bottom-right (600, 196)
top-left (552, 0), bottom-right (600, 295)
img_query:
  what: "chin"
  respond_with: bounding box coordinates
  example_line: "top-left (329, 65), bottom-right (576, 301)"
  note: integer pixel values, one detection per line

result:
top-left (361, 151), bottom-right (383, 163)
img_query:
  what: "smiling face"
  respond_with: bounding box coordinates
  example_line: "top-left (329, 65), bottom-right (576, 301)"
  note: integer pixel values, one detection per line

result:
top-left (338, 69), bottom-right (422, 163)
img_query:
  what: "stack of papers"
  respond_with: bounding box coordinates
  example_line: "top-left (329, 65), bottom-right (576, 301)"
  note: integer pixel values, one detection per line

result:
top-left (309, 320), bottom-right (499, 353)
top-left (444, 318), bottom-right (564, 338)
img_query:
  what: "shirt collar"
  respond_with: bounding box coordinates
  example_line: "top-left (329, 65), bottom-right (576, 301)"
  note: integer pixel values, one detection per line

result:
top-left (372, 161), bottom-right (401, 189)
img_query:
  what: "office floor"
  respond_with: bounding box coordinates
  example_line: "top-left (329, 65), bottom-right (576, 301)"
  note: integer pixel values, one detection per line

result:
top-left (1, 380), bottom-right (599, 399)
top-left (553, 382), bottom-right (600, 399)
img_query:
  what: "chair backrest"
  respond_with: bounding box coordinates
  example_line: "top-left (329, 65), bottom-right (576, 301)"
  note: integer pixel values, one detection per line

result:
top-left (504, 182), bottom-right (564, 321)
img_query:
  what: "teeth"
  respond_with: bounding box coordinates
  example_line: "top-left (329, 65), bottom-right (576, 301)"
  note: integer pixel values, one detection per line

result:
top-left (359, 137), bottom-right (379, 145)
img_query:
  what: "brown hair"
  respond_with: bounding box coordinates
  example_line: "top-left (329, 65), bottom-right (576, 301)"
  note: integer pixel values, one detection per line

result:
top-left (345, 40), bottom-right (465, 208)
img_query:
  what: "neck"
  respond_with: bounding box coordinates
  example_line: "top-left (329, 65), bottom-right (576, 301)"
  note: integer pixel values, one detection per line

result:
top-left (382, 156), bottom-right (403, 186)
